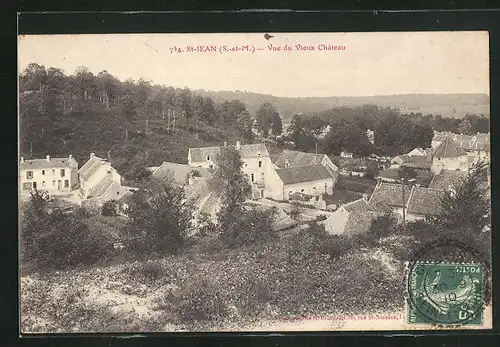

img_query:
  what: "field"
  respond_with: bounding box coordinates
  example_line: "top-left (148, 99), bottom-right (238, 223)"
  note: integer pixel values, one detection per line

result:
top-left (20, 225), bottom-right (410, 333)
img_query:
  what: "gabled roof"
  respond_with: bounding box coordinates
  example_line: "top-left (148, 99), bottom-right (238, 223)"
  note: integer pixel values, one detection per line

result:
top-left (152, 162), bottom-right (209, 186)
top-left (20, 157), bottom-right (78, 171)
top-left (274, 149), bottom-right (325, 168)
top-left (369, 182), bottom-right (411, 208)
top-left (78, 156), bottom-right (111, 180)
top-left (429, 137), bottom-right (466, 159)
top-left (325, 198), bottom-right (385, 236)
top-left (428, 169), bottom-right (467, 190)
top-left (407, 187), bottom-right (445, 216)
top-left (87, 177), bottom-right (130, 202)
top-left (189, 143), bottom-right (269, 163)
top-left (275, 164), bottom-right (333, 185)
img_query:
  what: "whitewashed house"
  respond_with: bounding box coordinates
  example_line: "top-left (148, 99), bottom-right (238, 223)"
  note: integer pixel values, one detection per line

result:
top-left (266, 164), bottom-right (336, 201)
top-left (78, 153), bottom-right (130, 206)
top-left (321, 197), bottom-right (391, 236)
top-left (340, 151), bottom-right (354, 158)
top-left (19, 155), bottom-right (78, 194)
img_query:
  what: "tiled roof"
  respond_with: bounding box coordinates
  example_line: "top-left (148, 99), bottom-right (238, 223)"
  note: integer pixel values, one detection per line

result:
top-left (342, 198), bottom-right (376, 214)
top-left (429, 137), bottom-right (466, 159)
top-left (87, 177), bottom-right (130, 202)
top-left (275, 164), bottom-right (333, 185)
top-left (378, 168), bottom-right (432, 182)
top-left (78, 156), bottom-right (109, 180)
top-left (274, 149), bottom-right (324, 168)
top-left (407, 187), bottom-right (445, 216)
top-left (152, 162), bottom-right (209, 186)
top-left (189, 143), bottom-right (269, 163)
top-left (392, 155), bottom-right (432, 170)
top-left (369, 182), bottom-right (411, 208)
top-left (20, 157), bottom-right (78, 170)
top-left (344, 210), bottom-right (380, 236)
top-left (428, 169), bottom-right (467, 190)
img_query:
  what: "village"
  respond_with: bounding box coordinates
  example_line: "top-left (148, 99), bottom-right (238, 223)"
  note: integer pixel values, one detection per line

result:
top-left (19, 128), bottom-right (491, 240)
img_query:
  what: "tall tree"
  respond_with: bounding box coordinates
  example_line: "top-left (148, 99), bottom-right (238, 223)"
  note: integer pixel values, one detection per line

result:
top-left (255, 102), bottom-right (280, 138)
top-left (127, 177), bottom-right (193, 255)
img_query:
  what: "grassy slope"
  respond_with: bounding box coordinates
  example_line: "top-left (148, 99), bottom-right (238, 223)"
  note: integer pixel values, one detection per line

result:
top-left (20, 228), bottom-right (409, 333)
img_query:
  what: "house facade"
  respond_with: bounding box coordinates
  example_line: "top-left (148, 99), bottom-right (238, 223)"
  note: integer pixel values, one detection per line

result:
top-left (78, 153), bottom-right (123, 202)
top-left (188, 141), bottom-right (272, 199)
top-left (266, 164), bottom-right (335, 201)
top-left (19, 155), bottom-right (78, 194)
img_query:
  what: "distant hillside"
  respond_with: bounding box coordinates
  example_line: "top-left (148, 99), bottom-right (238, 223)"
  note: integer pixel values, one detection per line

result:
top-left (194, 90), bottom-right (490, 122)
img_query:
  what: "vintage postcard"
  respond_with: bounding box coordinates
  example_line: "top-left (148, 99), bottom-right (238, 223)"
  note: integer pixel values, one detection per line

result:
top-left (18, 31), bottom-right (491, 332)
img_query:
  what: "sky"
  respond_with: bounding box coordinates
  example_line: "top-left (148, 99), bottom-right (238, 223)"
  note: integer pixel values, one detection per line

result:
top-left (18, 32), bottom-right (490, 98)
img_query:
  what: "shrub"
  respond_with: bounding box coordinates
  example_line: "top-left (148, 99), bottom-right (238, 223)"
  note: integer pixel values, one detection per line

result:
top-left (171, 277), bottom-right (228, 324)
top-left (101, 200), bottom-right (118, 216)
top-left (316, 214), bottom-right (327, 221)
top-left (220, 206), bottom-right (277, 248)
top-left (20, 190), bottom-right (116, 270)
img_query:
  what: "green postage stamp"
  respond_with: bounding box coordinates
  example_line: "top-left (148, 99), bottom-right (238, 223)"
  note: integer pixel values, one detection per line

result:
top-left (407, 262), bottom-right (484, 325)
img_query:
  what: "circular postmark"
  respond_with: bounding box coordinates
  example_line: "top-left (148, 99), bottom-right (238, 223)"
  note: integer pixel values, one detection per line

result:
top-left (406, 238), bottom-right (490, 325)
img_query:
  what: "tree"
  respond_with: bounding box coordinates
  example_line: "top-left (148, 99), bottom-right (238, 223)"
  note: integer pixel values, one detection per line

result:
top-left (270, 112), bottom-right (283, 136)
top-left (209, 146), bottom-right (251, 215)
top-left (255, 102), bottom-right (280, 138)
top-left (126, 177), bottom-right (194, 255)
top-left (435, 161), bottom-right (490, 234)
top-left (458, 118), bottom-right (473, 135)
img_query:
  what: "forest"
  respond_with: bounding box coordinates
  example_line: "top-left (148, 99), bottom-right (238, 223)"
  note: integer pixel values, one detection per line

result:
top-left (19, 64), bottom-right (257, 183)
top-left (286, 105), bottom-right (489, 157)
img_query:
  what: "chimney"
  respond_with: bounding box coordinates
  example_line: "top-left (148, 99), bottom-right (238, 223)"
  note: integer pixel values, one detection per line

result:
top-left (224, 142), bottom-right (227, 148)
top-left (46, 155), bottom-right (50, 162)
top-left (285, 159), bottom-right (290, 168)
top-left (236, 141), bottom-right (241, 150)
top-left (20, 157), bottom-right (24, 164)
top-left (90, 152), bottom-right (95, 158)
top-left (188, 173), bottom-right (195, 185)
top-left (362, 193), bottom-right (369, 201)
top-left (69, 154), bottom-right (73, 161)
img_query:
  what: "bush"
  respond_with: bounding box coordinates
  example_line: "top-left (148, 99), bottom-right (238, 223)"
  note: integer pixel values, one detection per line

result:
top-left (220, 206), bottom-right (277, 248)
top-left (170, 277), bottom-right (228, 324)
top-left (289, 202), bottom-right (301, 220)
top-left (101, 200), bottom-right (118, 216)
top-left (20, 190), bottom-right (116, 271)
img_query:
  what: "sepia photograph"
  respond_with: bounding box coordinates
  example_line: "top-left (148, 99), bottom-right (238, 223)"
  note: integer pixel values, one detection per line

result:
top-left (18, 31), bottom-right (492, 332)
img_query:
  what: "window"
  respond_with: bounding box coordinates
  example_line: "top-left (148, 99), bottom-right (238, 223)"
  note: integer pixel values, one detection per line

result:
top-left (22, 182), bottom-right (31, 191)
top-left (42, 181), bottom-right (46, 187)
top-left (64, 180), bottom-right (69, 188)
top-left (209, 164), bottom-right (214, 169)
top-left (52, 180), bottom-right (56, 187)
top-left (60, 169), bottom-right (66, 177)
top-left (32, 182), bottom-right (37, 190)
top-left (313, 187), bottom-right (316, 190)
top-left (258, 160), bottom-right (262, 168)
top-left (107, 170), bottom-right (111, 174)
top-left (41, 170), bottom-right (45, 175)
top-left (52, 169), bottom-right (55, 175)
top-left (206, 156), bottom-right (210, 161)
top-left (26, 171), bottom-right (33, 179)
top-left (245, 164), bottom-right (248, 167)
top-left (117, 191), bottom-right (120, 195)
top-left (301, 189), bottom-right (304, 193)
top-left (251, 173), bottom-right (255, 182)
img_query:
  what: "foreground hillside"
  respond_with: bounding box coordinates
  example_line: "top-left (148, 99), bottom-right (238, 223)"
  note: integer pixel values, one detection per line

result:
top-left (21, 227), bottom-right (408, 333)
